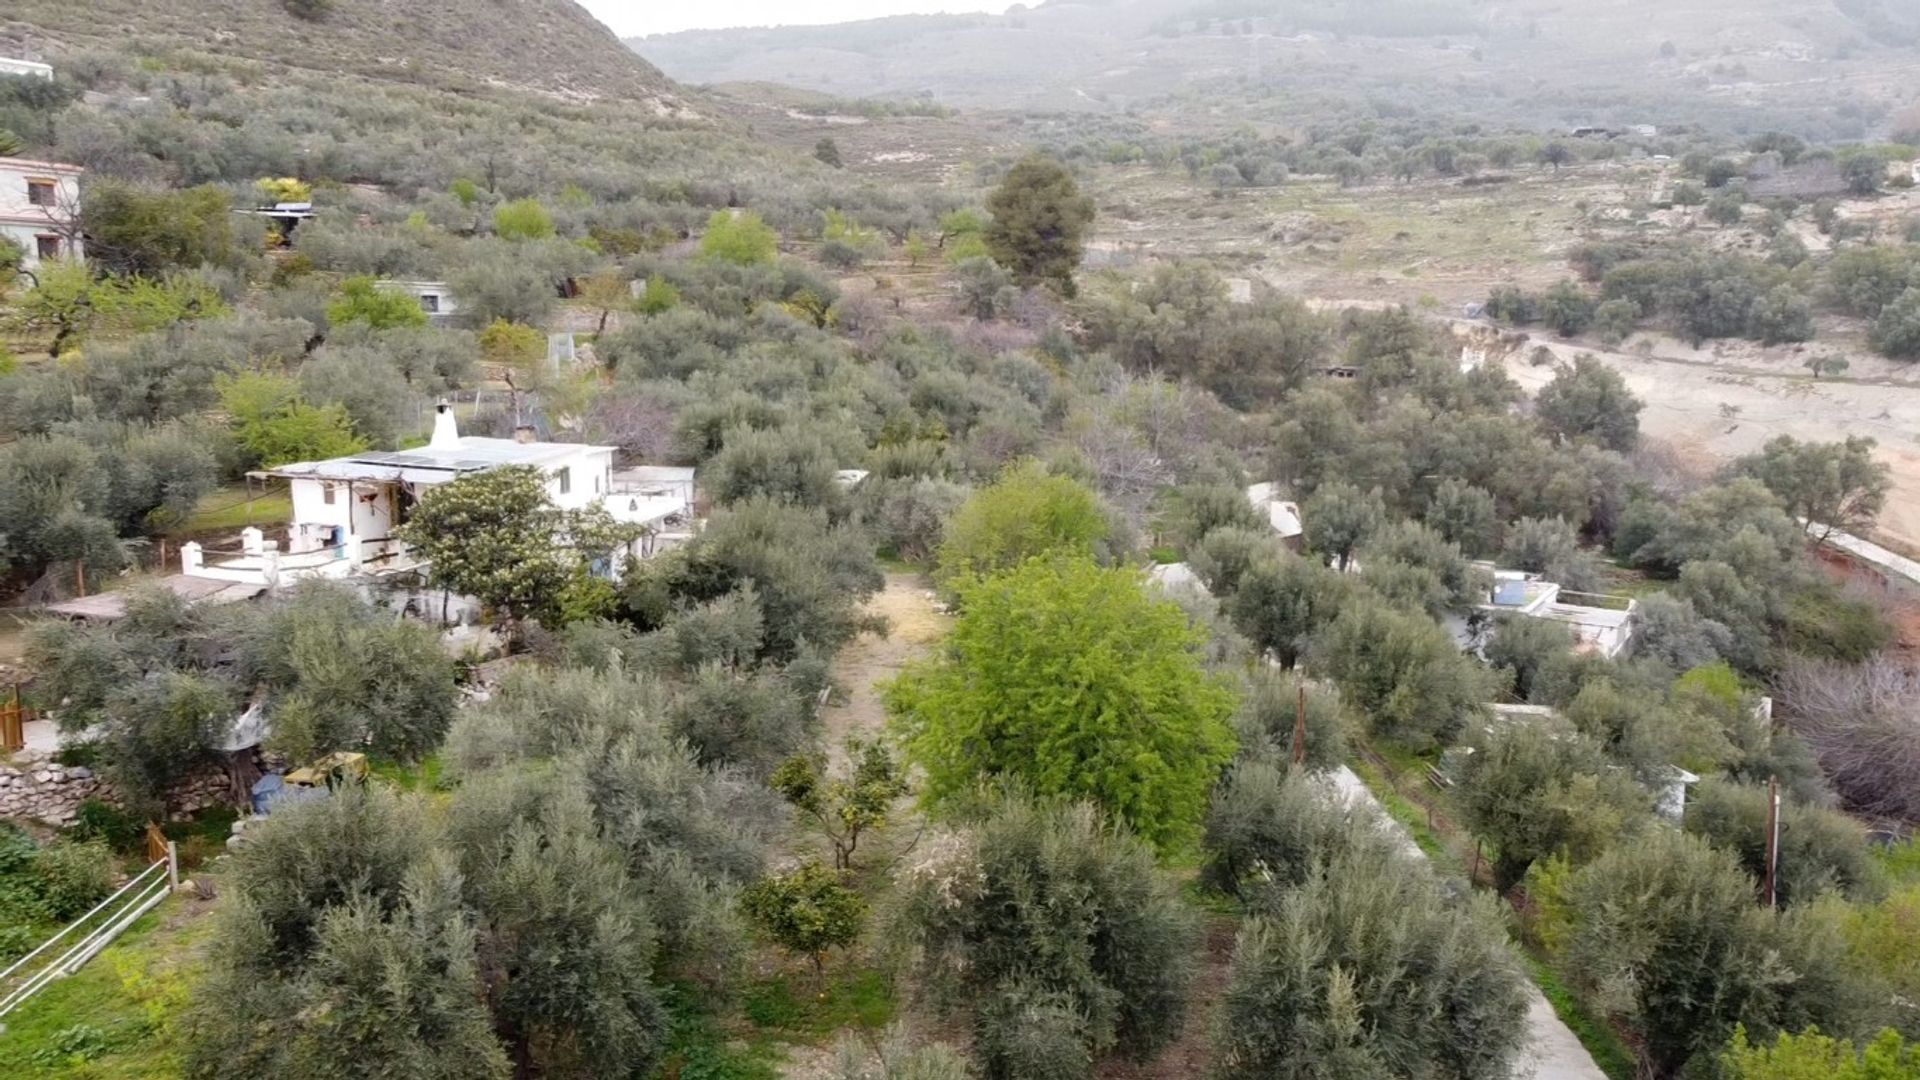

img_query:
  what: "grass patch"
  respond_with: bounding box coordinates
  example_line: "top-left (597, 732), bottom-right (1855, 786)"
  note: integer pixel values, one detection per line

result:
top-left (170, 483), bottom-right (292, 537)
top-left (1348, 753), bottom-right (1464, 878)
top-left (161, 806), bottom-right (238, 871)
top-left (656, 983), bottom-right (785, 1080)
top-left (369, 753), bottom-right (448, 793)
top-left (741, 967), bottom-right (894, 1037)
top-left (1522, 952), bottom-right (1638, 1080)
top-left (0, 904), bottom-right (209, 1079)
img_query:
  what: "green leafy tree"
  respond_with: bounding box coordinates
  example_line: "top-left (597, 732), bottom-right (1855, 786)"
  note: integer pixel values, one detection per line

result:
top-left (1734, 435), bottom-right (1890, 541)
top-left (770, 739), bottom-right (908, 871)
top-left (1723, 1027), bottom-right (1920, 1080)
top-left (1534, 353), bottom-right (1642, 451)
top-left (578, 269), bottom-right (631, 334)
top-left (1681, 778), bottom-right (1879, 907)
top-left (217, 371), bottom-right (366, 468)
top-left (1540, 279), bottom-right (1596, 336)
top-left (742, 860), bottom-right (866, 985)
top-left (983, 155), bottom-right (1096, 293)
top-left (491, 197), bottom-right (554, 241)
top-left (1227, 552), bottom-right (1353, 668)
top-left (934, 461), bottom-right (1109, 585)
top-left (888, 556), bottom-right (1236, 851)
top-left (327, 274), bottom-right (428, 330)
top-left (397, 465), bottom-right (631, 628)
top-left (814, 137), bottom-right (844, 168)
top-left (1751, 285), bottom-right (1815, 345)
top-left (700, 210), bottom-right (779, 265)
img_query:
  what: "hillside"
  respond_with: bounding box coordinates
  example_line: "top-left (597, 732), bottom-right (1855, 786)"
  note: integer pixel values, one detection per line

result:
top-left (631, 0), bottom-right (1920, 138)
top-left (2, 0), bottom-right (681, 109)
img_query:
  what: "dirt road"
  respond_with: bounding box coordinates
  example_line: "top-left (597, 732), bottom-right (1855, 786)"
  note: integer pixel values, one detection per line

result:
top-left (815, 573), bottom-right (950, 765)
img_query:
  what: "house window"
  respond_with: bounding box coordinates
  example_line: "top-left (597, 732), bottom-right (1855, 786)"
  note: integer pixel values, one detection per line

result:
top-left (322, 483), bottom-right (337, 505)
top-left (34, 235), bottom-right (60, 261)
top-left (26, 180), bottom-right (55, 207)
top-left (556, 468), bottom-right (571, 496)
top-left (419, 293), bottom-right (440, 313)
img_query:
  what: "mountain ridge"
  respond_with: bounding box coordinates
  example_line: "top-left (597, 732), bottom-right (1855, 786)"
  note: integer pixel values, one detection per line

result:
top-left (3, 0), bottom-right (682, 110)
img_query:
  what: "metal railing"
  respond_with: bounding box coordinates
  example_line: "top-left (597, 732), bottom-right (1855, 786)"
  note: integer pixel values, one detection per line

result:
top-left (0, 842), bottom-right (177, 1022)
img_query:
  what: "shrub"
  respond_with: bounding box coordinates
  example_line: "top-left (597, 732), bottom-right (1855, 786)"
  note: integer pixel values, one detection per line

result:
top-left (893, 793), bottom-right (1196, 1070)
top-left (1201, 760), bottom-right (1355, 895)
top-left (1681, 778), bottom-right (1879, 906)
top-left (934, 461), bottom-right (1109, 586)
top-left (491, 198), bottom-right (555, 241)
top-left (701, 211), bottom-right (779, 266)
top-left (742, 861), bottom-right (867, 983)
top-left (1216, 838), bottom-right (1530, 1079)
top-left (29, 839), bottom-right (115, 921)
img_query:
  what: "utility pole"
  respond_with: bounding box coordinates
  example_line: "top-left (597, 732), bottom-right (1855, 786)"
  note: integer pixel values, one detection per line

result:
top-left (1291, 681), bottom-right (1307, 767)
top-left (1762, 775), bottom-right (1781, 909)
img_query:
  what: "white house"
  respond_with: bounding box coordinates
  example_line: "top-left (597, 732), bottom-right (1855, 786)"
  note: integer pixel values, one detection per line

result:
top-left (375, 279), bottom-right (457, 325)
top-left (181, 404), bottom-right (692, 600)
top-left (1245, 482), bottom-right (1305, 548)
top-left (1449, 566), bottom-right (1640, 659)
top-left (0, 58), bottom-right (54, 80)
top-left (0, 158), bottom-right (83, 270)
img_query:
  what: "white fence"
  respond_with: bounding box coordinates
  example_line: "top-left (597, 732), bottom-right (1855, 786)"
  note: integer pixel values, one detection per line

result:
top-left (0, 843), bottom-right (177, 1023)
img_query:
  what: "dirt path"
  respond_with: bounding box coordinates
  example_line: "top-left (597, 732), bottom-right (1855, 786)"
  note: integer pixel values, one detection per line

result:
top-left (816, 573), bottom-right (950, 766)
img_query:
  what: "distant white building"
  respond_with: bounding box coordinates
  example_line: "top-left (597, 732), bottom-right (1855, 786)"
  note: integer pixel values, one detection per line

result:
top-left (0, 158), bottom-right (83, 270)
top-left (0, 58), bottom-right (54, 80)
top-left (1245, 482), bottom-right (1304, 548)
top-left (181, 404), bottom-right (691, 603)
top-left (375, 279), bottom-right (457, 326)
top-left (1449, 565), bottom-right (1640, 659)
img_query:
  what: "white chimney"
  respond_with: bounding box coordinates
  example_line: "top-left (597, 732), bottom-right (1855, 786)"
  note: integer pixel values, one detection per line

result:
top-left (429, 400), bottom-right (459, 449)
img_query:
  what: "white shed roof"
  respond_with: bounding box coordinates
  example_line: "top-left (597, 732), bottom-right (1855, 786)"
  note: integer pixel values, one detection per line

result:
top-left (260, 437), bottom-right (614, 482)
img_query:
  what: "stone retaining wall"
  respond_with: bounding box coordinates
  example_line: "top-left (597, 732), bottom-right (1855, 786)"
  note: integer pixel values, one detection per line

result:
top-left (0, 750), bottom-right (241, 826)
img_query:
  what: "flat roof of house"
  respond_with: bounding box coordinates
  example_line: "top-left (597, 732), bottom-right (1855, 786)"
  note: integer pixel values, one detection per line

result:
top-left (0, 158), bottom-right (83, 175)
top-left (613, 465), bottom-right (696, 486)
top-left (261, 437), bottom-right (616, 482)
top-left (41, 575), bottom-right (263, 620)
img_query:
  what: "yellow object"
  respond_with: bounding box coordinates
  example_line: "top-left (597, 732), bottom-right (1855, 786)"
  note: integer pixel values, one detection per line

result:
top-left (284, 752), bottom-right (368, 790)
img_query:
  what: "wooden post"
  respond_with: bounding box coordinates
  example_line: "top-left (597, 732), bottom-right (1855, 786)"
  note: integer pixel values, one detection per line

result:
top-left (1762, 775), bottom-right (1781, 909)
top-left (157, 538), bottom-right (167, 574)
top-left (166, 842), bottom-right (179, 891)
top-left (1291, 681), bottom-right (1307, 767)
top-left (74, 560), bottom-right (85, 598)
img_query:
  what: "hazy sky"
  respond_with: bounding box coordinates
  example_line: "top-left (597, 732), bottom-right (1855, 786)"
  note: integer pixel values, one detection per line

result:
top-left (586, 0), bottom-right (1005, 37)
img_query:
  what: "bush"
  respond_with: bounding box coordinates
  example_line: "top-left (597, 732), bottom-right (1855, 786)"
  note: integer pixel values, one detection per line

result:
top-left (934, 461), bottom-right (1109, 586)
top-left (741, 861), bottom-right (866, 982)
top-left (1227, 668), bottom-right (1349, 770)
top-left (1682, 778), bottom-right (1879, 906)
top-left (701, 211), bottom-right (779, 265)
top-left (1201, 760), bottom-right (1355, 895)
top-left (893, 793), bottom-right (1196, 1070)
top-left (1216, 838), bottom-right (1531, 1080)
